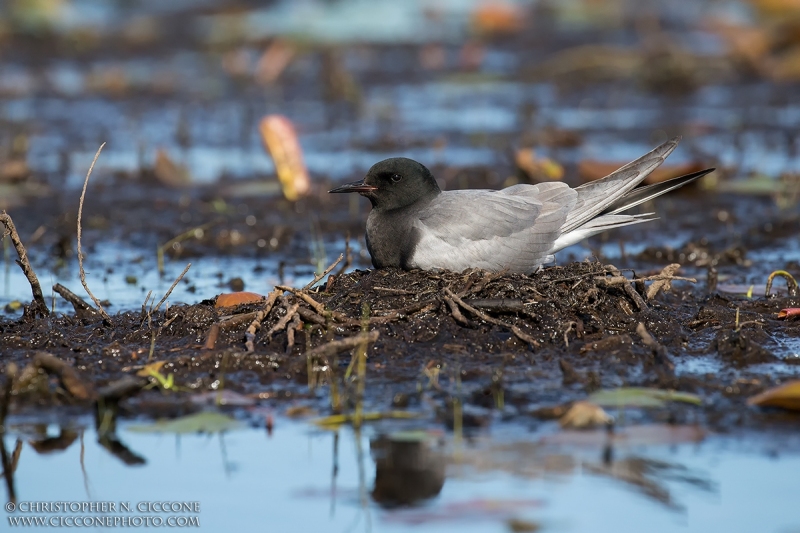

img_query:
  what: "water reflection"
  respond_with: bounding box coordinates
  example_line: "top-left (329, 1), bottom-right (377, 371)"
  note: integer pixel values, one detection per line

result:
top-left (1, 414), bottom-right (799, 532)
top-left (370, 432), bottom-right (446, 507)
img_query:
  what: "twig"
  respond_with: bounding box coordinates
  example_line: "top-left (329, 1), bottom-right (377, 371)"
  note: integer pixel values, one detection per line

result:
top-left (53, 283), bottom-right (97, 315)
top-left (444, 295), bottom-right (472, 326)
top-left (623, 282), bottom-right (648, 311)
top-left (596, 273), bottom-right (648, 311)
top-left (304, 331), bottom-right (379, 361)
top-left (297, 306), bottom-right (327, 326)
top-left (0, 211), bottom-right (48, 316)
top-left (244, 289), bottom-right (282, 352)
top-left (286, 313), bottom-right (302, 354)
top-left (303, 254), bottom-right (343, 290)
top-left (510, 325), bottom-right (540, 348)
top-left (202, 311), bottom-right (261, 350)
top-left (140, 290), bottom-right (153, 320)
top-left (464, 298), bottom-right (524, 312)
top-left (461, 269), bottom-right (508, 298)
top-left (644, 263), bottom-right (695, 300)
top-left (373, 286), bottom-right (416, 295)
top-left (151, 263), bottom-right (191, 315)
top-left (444, 287), bottom-right (510, 328)
top-left (264, 303), bottom-right (300, 339)
top-left (77, 143), bottom-right (111, 321)
top-left (203, 324), bottom-right (221, 350)
top-left (444, 287), bottom-right (539, 347)
top-left (334, 232), bottom-right (352, 277)
top-left (563, 321), bottom-right (578, 348)
top-left (276, 285), bottom-right (326, 314)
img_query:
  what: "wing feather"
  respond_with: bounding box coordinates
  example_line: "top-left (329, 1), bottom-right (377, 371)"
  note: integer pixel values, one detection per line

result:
top-left (409, 188), bottom-right (574, 273)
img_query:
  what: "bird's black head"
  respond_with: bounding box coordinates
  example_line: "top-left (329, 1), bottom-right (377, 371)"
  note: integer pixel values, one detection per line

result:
top-left (329, 157), bottom-right (441, 211)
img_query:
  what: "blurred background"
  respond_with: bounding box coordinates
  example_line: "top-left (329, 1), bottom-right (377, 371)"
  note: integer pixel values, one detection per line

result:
top-left (1, 0), bottom-right (799, 308)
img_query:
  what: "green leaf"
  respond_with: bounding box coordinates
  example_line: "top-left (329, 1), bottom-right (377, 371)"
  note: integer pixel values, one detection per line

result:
top-left (312, 411), bottom-right (419, 430)
top-left (127, 412), bottom-right (243, 434)
top-left (588, 388), bottom-right (702, 408)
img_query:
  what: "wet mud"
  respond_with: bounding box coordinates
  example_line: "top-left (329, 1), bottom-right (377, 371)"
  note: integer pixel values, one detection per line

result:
top-left (2, 253), bottom-right (799, 434)
top-left (2, 0), bottom-right (800, 441)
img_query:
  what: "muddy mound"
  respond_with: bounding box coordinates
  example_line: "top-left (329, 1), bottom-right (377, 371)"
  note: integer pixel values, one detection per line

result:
top-left (3, 259), bottom-right (798, 427)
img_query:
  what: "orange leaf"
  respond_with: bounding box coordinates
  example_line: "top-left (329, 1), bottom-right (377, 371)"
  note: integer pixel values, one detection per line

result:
top-left (778, 308), bottom-right (800, 319)
top-left (259, 115), bottom-right (310, 202)
top-left (470, 1), bottom-right (526, 35)
top-left (578, 160), bottom-right (707, 185)
top-left (255, 40), bottom-right (295, 85)
top-left (748, 380), bottom-right (800, 411)
top-left (515, 149), bottom-right (564, 182)
top-left (154, 149), bottom-right (191, 187)
top-left (215, 291), bottom-right (265, 308)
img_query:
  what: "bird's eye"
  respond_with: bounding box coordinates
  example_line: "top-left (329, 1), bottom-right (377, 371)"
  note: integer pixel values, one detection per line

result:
top-left (391, 174), bottom-right (402, 183)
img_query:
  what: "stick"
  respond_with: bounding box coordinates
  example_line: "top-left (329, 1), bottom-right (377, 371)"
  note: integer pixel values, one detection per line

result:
top-left (205, 310), bottom-right (263, 346)
top-left (276, 285), bottom-right (326, 314)
top-left (286, 313), bottom-right (302, 354)
top-left (303, 254), bottom-right (343, 290)
top-left (444, 295), bottom-right (472, 326)
top-left (0, 212), bottom-right (48, 316)
top-left (643, 264), bottom-right (695, 300)
top-left (464, 298), bottom-right (524, 312)
top-left (444, 287), bottom-right (539, 347)
top-left (244, 290), bottom-right (282, 352)
top-left (77, 143), bottom-right (111, 321)
top-left (151, 263), bottom-right (191, 315)
top-left (203, 323), bottom-right (220, 350)
top-left (372, 299), bottom-right (438, 320)
top-left (510, 325), bottom-right (540, 348)
top-left (297, 307), bottom-right (327, 326)
top-left (596, 274), bottom-right (648, 311)
top-left (53, 283), bottom-right (97, 314)
top-left (304, 331), bottom-right (379, 361)
top-left (264, 303), bottom-right (300, 339)
top-left (373, 286), bottom-right (416, 295)
top-left (333, 233), bottom-right (352, 278)
top-left (623, 281), bottom-right (648, 311)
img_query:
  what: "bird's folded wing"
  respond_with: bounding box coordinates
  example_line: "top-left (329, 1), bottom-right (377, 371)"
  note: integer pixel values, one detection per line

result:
top-left (561, 137), bottom-right (680, 234)
top-left (410, 184), bottom-right (575, 273)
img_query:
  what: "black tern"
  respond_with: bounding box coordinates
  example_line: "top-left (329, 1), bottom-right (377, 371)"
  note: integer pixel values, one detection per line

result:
top-left (329, 137), bottom-right (714, 274)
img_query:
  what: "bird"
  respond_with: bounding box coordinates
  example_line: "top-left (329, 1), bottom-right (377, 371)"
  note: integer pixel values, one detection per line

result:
top-left (329, 137), bottom-right (714, 274)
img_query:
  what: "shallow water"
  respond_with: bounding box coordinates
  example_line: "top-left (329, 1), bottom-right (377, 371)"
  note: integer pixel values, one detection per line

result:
top-left (2, 417), bottom-right (800, 533)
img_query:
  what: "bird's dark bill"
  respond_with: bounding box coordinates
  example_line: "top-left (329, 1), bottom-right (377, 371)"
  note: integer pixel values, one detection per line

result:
top-left (328, 180), bottom-right (378, 194)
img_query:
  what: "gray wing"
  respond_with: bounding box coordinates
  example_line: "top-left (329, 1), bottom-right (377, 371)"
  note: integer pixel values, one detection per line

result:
top-left (560, 137), bottom-right (680, 234)
top-left (409, 183), bottom-right (576, 273)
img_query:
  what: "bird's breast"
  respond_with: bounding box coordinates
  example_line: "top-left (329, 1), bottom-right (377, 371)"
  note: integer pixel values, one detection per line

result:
top-left (366, 210), bottom-right (420, 269)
